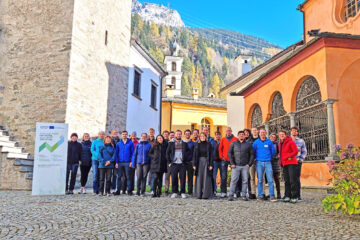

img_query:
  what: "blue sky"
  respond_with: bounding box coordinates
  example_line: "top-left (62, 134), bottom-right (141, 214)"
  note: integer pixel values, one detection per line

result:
top-left (138, 0), bottom-right (305, 48)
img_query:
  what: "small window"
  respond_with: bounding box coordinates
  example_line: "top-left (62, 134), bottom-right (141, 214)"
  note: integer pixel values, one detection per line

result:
top-left (191, 124), bottom-right (196, 131)
top-left (244, 60), bottom-right (248, 64)
top-left (172, 62), bottom-right (176, 71)
top-left (150, 84), bottom-right (157, 109)
top-left (344, 0), bottom-right (360, 21)
top-left (133, 70), bottom-right (141, 98)
top-left (171, 77), bottom-right (176, 86)
top-left (105, 30), bottom-right (108, 46)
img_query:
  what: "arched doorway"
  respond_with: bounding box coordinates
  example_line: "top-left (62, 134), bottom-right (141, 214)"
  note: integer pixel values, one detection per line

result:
top-left (295, 76), bottom-right (329, 160)
top-left (201, 117), bottom-right (212, 134)
top-left (251, 104), bottom-right (263, 128)
top-left (267, 92), bottom-right (290, 134)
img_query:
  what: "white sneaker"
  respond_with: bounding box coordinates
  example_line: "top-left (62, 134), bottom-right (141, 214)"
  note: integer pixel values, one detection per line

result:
top-left (151, 191), bottom-right (154, 195)
top-left (181, 193), bottom-right (187, 199)
top-left (171, 193), bottom-right (177, 198)
top-left (83, 189), bottom-right (86, 194)
top-left (221, 193), bottom-right (227, 198)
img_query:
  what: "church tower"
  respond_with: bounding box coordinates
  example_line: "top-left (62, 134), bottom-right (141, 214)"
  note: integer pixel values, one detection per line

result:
top-left (164, 40), bottom-right (183, 96)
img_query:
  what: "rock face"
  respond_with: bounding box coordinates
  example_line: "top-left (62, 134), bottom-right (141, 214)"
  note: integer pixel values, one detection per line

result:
top-left (132, 0), bottom-right (185, 27)
top-left (0, 0), bottom-right (131, 168)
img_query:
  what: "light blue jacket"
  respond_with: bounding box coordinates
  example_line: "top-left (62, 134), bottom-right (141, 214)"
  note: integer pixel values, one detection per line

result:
top-left (91, 138), bottom-right (104, 161)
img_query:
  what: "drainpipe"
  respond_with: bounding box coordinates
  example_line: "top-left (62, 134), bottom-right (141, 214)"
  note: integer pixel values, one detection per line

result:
top-left (170, 101), bottom-right (173, 132)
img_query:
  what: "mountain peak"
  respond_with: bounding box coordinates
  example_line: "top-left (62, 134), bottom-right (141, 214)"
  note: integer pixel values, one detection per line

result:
top-left (132, 0), bottom-right (185, 28)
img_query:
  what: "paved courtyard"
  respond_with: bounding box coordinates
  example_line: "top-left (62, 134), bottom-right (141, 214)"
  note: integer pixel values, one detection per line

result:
top-left (0, 190), bottom-right (359, 240)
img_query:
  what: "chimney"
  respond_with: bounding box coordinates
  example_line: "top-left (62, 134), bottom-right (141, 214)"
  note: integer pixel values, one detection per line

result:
top-left (165, 84), bottom-right (175, 97)
top-left (192, 88), bottom-right (199, 100)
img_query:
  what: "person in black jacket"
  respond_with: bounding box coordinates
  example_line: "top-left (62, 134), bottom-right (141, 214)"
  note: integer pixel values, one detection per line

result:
top-left (149, 135), bottom-right (168, 198)
top-left (79, 133), bottom-right (92, 194)
top-left (66, 133), bottom-right (82, 194)
top-left (193, 132), bottom-right (214, 199)
top-left (166, 130), bottom-right (190, 199)
top-left (228, 131), bottom-right (255, 201)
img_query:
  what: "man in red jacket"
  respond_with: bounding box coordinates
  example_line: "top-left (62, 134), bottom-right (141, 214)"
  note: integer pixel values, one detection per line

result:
top-left (278, 130), bottom-right (299, 204)
top-left (218, 127), bottom-right (237, 197)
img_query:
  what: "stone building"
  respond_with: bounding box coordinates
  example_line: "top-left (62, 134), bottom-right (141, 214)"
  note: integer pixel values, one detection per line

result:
top-left (0, 0), bottom-right (132, 189)
top-left (221, 0), bottom-right (360, 187)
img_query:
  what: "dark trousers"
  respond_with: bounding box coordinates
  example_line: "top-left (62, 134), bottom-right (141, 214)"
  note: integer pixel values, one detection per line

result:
top-left (283, 164), bottom-right (299, 199)
top-left (296, 161), bottom-right (302, 198)
top-left (171, 163), bottom-right (187, 194)
top-left (116, 162), bottom-right (130, 192)
top-left (136, 164), bottom-right (149, 194)
top-left (165, 169), bottom-right (171, 193)
top-left (186, 163), bottom-right (194, 194)
top-left (273, 172), bottom-right (281, 196)
top-left (111, 169), bottom-right (117, 190)
top-left (99, 168), bottom-right (113, 195)
top-left (153, 172), bottom-right (164, 195)
top-left (66, 163), bottom-right (79, 191)
top-left (129, 167), bottom-right (135, 192)
top-left (80, 165), bottom-right (91, 187)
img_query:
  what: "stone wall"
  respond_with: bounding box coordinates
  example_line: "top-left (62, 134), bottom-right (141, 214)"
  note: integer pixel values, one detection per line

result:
top-left (0, 0), bottom-right (75, 154)
top-left (65, 0), bottom-right (131, 137)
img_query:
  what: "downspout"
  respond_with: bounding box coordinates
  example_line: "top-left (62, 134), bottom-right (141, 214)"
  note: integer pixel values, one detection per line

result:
top-left (160, 75), bottom-right (164, 134)
top-left (297, 4), bottom-right (306, 42)
top-left (170, 101), bottom-right (173, 132)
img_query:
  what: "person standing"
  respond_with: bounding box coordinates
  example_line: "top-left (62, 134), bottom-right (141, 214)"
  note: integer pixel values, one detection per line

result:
top-left (192, 129), bottom-right (200, 143)
top-left (129, 132), bottom-right (138, 193)
top-left (218, 127), bottom-right (237, 198)
top-left (202, 127), bottom-right (216, 194)
top-left (114, 131), bottom-right (134, 196)
top-left (166, 130), bottom-right (190, 199)
top-left (131, 133), bottom-right (152, 196)
top-left (193, 133), bottom-right (214, 199)
top-left (162, 130), bottom-right (170, 142)
top-left (110, 130), bottom-right (120, 193)
top-left (291, 126), bottom-right (307, 201)
top-left (184, 129), bottom-right (195, 196)
top-left (270, 133), bottom-right (281, 199)
top-left (91, 131), bottom-right (105, 195)
top-left (164, 131), bottom-right (175, 195)
top-left (79, 133), bottom-right (92, 194)
top-left (212, 131), bottom-right (222, 196)
top-left (228, 131), bottom-right (255, 201)
top-left (149, 135), bottom-right (168, 197)
top-left (278, 130), bottom-right (299, 203)
top-left (98, 135), bottom-right (116, 196)
top-left (66, 133), bottom-right (82, 194)
top-left (148, 128), bottom-right (156, 195)
top-left (253, 129), bottom-right (276, 202)
top-left (247, 127), bottom-right (259, 199)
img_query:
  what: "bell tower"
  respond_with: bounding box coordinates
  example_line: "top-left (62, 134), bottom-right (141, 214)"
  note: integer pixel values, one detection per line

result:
top-left (164, 40), bottom-right (183, 96)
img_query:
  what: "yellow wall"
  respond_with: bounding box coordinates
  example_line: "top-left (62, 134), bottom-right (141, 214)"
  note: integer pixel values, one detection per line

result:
top-left (161, 101), bottom-right (227, 137)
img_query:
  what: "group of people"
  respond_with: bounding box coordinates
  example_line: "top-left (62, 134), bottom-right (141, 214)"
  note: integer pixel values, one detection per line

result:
top-left (65, 125), bottom-right (307, 203)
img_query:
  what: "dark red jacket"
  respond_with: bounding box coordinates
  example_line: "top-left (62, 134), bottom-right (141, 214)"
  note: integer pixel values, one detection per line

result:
top-left (278, 137), bottom-right (298, 166)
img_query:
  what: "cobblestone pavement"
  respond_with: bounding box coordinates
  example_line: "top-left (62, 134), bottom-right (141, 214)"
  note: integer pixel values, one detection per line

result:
top-left (0, 190), bottom-right (359, 240)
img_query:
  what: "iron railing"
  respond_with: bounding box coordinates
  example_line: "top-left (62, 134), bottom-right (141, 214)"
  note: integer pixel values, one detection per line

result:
top-left (267, 115), bottom-right (291, 135)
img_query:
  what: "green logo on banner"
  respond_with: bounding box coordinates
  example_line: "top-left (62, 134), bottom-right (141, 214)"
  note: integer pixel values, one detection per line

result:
top-left (39, 137), bottom-right (65, 152)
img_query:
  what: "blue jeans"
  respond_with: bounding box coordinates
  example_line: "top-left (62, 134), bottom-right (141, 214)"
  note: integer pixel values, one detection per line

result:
top-left (213, 161), bottom-right (228, 193)
top-left (256, 161), bottom-right (275, 198)
top-left (150, 173), bottom-right (155, 192)
top-left (116, 162), bottom-right (131, 192)
top-left (92, 160), bottom-right (99, 194)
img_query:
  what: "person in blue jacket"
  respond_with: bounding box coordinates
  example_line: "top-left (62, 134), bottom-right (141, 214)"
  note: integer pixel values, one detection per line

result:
top-left (90, 131), bottom-right (105, 195)
top-left (114, 130), bottom-right (134, 196)
top-left (131, 133), bottom-right (152, 196)
top-left (253, 128), bottom-right (276, 202)
top-left (98, 135), bottom-right (116, 196)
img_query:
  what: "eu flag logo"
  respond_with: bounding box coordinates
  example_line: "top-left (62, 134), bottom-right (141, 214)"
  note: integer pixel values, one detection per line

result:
top-left (49, 126), bottom-right (54, 129)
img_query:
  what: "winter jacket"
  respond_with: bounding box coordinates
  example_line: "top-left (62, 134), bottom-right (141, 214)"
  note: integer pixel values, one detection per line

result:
top-left (207, 136), bottom-right (217, 158)
top-left (246, 136), bottom-right (258, 144)
top-left (91, 138), bottom-right (104, 161)
top-left (98, 144), bottom-right (116, 169)
top-left (253, 138), bottom-right (275, 162)
top-left (184, 139), bottom-right (195, 165)
top-left (271, 141), bottom-right (281, 173)
top-left (149, 142), bottom-right (168, 173)
top-left (219, 135), bottom-right (237, 161)
top-left (67, 140), bottom-right (82, 165)
top-left (192, 141), bottom-right (213, 176)
top-left (131, 141), bottom-right (152, 168)
top-left (115, 139), bottom-right (134, 163)
top-left (278, 137), bottom-right (299, 166)
top-left (80, 140), bottom-right (92, 166)
top-left (228, 140), bottom-right (255, 166)
top-left (166, 139), bottom-right (190, 165)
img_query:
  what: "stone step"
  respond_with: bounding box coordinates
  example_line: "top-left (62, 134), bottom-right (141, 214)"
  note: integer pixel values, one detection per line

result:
top-left (26, 172), bottom-right (33, 179)
top-left (14, 159), bottom-right (34, 167)
top-left (0, 140), bottom-right (17, 147)
top-left (7, 152), bottom-right (30, 159)
top-left (0, 136), bottom-right (10, 141)
top-left (1, 146), bottom-right (23, 154)
top-left (0, 130), bottom-right (9, 136)
top-left (19, 165), bottom-right (33, 173)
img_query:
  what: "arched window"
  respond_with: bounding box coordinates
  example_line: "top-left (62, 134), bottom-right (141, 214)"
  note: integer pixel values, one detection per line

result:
top-left (270, 92), bottom-right (286, 119)
top-left (171, 77), bottom-right (176, 86)
top-left (251, 104), bottom-right (263, 128)
top-left (344, 0), bottom-right (360, 21)
top-left (296, 76), bottom-right (322, 111)
top-left (172, 62), bottom-right (177, 71)
top-left (201, 118), bottom-right (211, 133)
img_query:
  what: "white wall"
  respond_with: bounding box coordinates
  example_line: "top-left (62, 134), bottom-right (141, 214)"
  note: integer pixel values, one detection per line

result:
top-left (126, 46), bottom-right (162, 136)
top-left (227, 95), bottom-right (245, 134)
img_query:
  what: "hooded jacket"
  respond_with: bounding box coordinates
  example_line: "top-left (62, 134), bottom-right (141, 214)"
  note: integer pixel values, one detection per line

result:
top-left (98, 143), bottom-right (116, 169)
top-left (91, 138), bottom-right (104, 161)
top-left (80, 140), bottom-right (92, 166)
top-left (131, 141), bottom-right (152, 168)
top-left (278, 136), bottom-right (299, 166)
top-left (115, 138), bottom-right (134, 163)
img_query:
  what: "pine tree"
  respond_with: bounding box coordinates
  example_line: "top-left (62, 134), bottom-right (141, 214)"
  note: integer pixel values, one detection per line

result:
top-left (181, 73), bottom-right (191, 96)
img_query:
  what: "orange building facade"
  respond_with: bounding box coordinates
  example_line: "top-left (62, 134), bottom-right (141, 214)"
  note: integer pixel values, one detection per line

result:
top-left (221, 0), bottom-right (360, 187)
